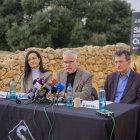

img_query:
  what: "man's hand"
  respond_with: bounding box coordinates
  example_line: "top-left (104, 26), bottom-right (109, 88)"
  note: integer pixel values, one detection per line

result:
top-left (47, 90), bottom-right (65, 100)
top-left (58, 91), bottom-right (65, 97)
top-left (46, 91), bottom-right (54, 100)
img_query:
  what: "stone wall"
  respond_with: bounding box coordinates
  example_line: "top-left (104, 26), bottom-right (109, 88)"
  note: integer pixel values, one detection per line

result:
top-left (1, 43), bottom-right (138, 92)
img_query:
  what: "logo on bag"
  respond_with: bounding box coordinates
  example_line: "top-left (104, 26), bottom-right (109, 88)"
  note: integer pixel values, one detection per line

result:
top-left (8, 120), bottom-right (34, 140)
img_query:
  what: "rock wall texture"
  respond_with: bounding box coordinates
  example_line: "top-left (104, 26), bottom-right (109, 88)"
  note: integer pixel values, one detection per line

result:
top-left (0, 43), bottom-right (139, 92)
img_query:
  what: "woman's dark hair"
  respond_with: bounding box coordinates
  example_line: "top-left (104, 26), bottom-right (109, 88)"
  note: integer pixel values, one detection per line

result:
top-left (23, 50), bottom-right (48, 82)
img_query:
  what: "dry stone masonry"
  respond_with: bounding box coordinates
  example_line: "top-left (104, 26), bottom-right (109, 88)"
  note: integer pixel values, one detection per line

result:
top-left (0, 43), bottom-right (139, 92)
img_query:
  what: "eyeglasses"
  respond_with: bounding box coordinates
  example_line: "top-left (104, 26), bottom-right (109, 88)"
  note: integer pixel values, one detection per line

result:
top-left (63, 61), bottom-right (75, 64)
top-left (115, 60), bottom-right (128, 65)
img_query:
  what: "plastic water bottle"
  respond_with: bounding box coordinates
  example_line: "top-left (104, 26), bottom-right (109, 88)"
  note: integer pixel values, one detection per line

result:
top-left (66, 83), bottom-right (73, 107)
top-left (99, 87), bottom-right (106, 112)
top-left (10, 78), bottom-right (17, 101)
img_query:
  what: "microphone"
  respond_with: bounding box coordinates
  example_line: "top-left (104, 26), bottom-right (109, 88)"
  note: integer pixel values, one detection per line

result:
top-left (33, 77), bottom-right (45, 90)
top-left (49, 78), bottom-right (57, 94)
top-left (34, 83), bottom-right (54, 100)
top-left (16, 77), bottom-right (45, 104)
top-left (33, 79), bottom-right (37, 85)
top-left (55, 82), bottom-right (65, 97)
top-left (34, 78), bottom-right (57, 100)
top-left (27, 77), bottom-right (45, 99)
top-left (37, 78), bottom-right (57, 93)
top-left (27, 88), bottom-right (36, 99)
top-left (50, 78), bottom-right (57, 85)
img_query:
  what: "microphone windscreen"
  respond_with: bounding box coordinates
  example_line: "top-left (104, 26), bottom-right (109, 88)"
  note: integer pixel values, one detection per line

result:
top-left (56, 82), bottom-right (65, 92)
top-left (51, 86), bottom-right (57, 94)
top-left (33, 79), bottom-right (37, 85)
top-left (34, 77), bottom-right (45, 90)
top-left (50, 78), bottom-right (57, 85)
top-left (36, 77), bottom-right (45, 85)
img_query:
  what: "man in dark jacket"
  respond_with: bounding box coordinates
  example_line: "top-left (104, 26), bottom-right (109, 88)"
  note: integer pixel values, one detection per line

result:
top-left (104, 48), bottom-right (140, 105)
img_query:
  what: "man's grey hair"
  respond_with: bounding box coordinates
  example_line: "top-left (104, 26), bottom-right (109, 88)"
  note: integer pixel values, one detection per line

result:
top-left (114, 48), bottom-right (131, 60)
top-left (63, 50), bottom-right (77, 59)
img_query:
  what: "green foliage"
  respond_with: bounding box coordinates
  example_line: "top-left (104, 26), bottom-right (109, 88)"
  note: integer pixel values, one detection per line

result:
top-left (21, 0), bottom-right (46, 14)
top-left (0, 0), bottom-right (132, 51)
top-left (88, 33), bottom-right (107, 46)
top-left (48, 5), bottom-right (74, 48)
top-left (70, 22), bottom-right (86, 47)
top-left (6, 23), bottom-right (30, 51)
top-left (2, 0), bottom-right (22, 16)
top-left (0, 17), bottom-right (9, 50)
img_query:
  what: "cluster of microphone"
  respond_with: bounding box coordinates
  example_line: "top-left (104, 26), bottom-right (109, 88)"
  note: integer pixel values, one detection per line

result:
top-left (27, 77), bottom-right (65, 101)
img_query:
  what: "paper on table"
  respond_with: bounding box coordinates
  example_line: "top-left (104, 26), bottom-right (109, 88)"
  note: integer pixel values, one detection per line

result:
top-left (0, 91), bottom-right (28, 100)
top-left (16, 92), bottom-right (28, 100)
top-left (81, 100), bottom-right (113, 109)
top-left (0, 91), bottom-right (8, 99)
top-left (93, 100), bottom-right (113, 109)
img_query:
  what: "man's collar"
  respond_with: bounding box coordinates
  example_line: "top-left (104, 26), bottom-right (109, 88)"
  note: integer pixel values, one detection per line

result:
top-left (118, 68), bottom-right (131, 78)
top-left (67, 70), bottom-right (77, 75)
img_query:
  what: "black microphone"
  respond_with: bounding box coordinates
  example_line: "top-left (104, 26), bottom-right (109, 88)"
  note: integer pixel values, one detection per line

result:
top-left (27, 77), bottom-right (45, 99)
top-left (34, 83), bottom-right (55, 100)
top-left (35, 78), bottom-right (57, 99)
top-left (27, 88), bottom-right (36, 99)
top-left (16, 77), bottom-right (45, 104)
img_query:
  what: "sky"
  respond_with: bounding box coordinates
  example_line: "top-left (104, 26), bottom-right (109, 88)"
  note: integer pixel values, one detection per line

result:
top-left (125, 0), bottom-right (140, 12)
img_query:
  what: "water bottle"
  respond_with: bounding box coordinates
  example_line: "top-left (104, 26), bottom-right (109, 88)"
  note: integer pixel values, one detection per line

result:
top-left (66, 83), bottom-right (73, 107)
top-left (10, 78), bottom-right (17, 101)
top-left (99, 87), bottom-right (106, 112)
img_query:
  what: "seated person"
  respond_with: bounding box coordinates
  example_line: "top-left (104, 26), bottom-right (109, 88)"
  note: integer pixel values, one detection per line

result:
top-left (57, 50), bottom-right (93, 100)
top-left (21, 50), bottom-right (52, 93)
top-left (104, 48), bottom-right (140, 105)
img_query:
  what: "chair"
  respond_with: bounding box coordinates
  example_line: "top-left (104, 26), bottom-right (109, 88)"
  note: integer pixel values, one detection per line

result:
top-left (91, 87), bottom-right (98, 100)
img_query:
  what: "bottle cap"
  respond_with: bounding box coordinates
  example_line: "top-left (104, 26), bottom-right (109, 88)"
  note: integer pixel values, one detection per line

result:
top-left (100, 85), bottom-right (104, 88)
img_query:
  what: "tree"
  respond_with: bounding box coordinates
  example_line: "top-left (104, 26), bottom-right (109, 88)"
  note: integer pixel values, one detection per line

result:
top-left (0, 0), bottom-right (132, 51)
top-left (47, 5), bottom-right (74, 49)
top-left (0, 17), bottom-right (9, 50)
top-left (21, 0), bottom-right (46, 15)
top-left (52, 0), bottom-right (132, 47)
top-left (6, 23), bottom-right (30, 51)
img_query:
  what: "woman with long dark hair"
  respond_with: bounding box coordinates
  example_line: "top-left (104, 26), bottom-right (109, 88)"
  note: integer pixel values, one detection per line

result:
top-left (21, 50), bottom-right (52, 93)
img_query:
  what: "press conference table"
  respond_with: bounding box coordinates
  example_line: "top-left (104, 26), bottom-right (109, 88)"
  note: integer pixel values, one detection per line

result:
top-left (0, 99), bottom-right (139, 140)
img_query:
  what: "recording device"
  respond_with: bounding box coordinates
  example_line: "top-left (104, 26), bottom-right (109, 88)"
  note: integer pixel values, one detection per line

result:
top-left (96, 110), bottom-right (114, 118)
top-left (55, 82), bottom-right (65, 98)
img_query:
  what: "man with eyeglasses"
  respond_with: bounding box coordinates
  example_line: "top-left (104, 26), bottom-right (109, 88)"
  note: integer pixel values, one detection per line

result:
top-left (104, 48), bottom-right (140, 105)
top-left (57, 50), bottom-right (93, 100)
